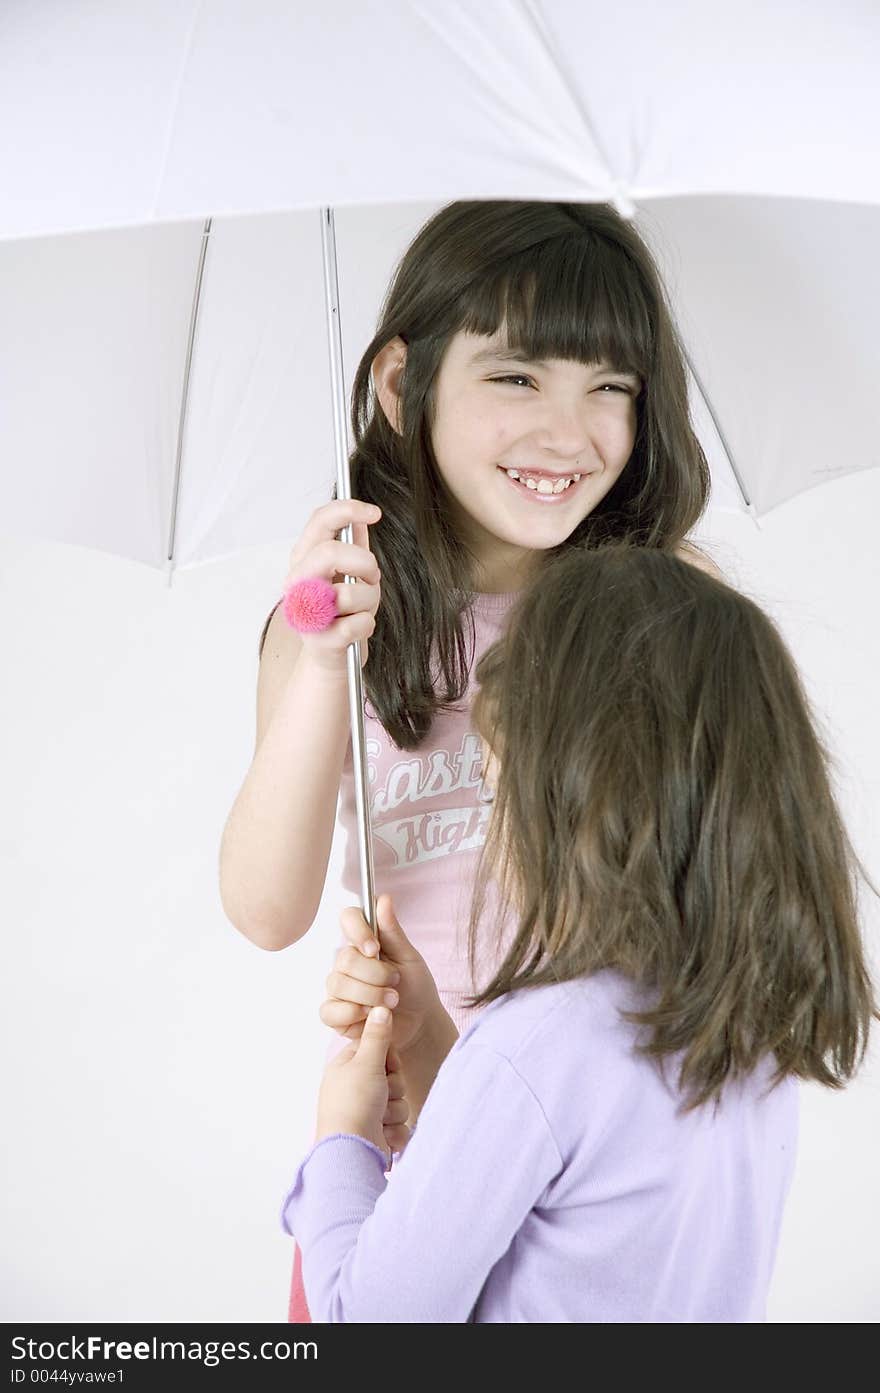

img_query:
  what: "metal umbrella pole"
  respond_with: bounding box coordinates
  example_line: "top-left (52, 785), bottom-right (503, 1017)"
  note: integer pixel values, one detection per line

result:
top-left (320, 207), bottom-right (378, 938)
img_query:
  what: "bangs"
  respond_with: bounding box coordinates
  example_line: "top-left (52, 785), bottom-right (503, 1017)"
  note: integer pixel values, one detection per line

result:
top-left (456, 232), bottom-right (653, 380)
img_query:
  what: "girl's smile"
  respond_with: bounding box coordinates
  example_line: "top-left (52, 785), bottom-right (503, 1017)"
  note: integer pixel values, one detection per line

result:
top-left (496, 464), bottom-right (592, 504)
top-left (428, 331), bottom-right (640, 584)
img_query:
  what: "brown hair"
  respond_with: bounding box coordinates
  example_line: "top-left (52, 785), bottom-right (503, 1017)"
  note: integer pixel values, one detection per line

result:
top-left (261, 200), bottom-right (709, 748)
top-left (469, 546), bottom-right (876, 1108)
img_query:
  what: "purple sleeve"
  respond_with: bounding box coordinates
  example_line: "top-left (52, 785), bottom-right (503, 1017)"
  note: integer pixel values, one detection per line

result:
top-left (280, 1041), bottom-right (563, 1322)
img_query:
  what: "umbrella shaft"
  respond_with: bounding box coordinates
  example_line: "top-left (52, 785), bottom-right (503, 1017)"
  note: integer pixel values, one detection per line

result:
top-left (321, 208), bottom-right (378, 937)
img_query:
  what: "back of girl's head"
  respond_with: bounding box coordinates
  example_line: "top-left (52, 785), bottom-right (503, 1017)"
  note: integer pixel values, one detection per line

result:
top-left (470, 546), bottom-right (876, 1108)
top-left (349, 201), bottom-right (709, 748)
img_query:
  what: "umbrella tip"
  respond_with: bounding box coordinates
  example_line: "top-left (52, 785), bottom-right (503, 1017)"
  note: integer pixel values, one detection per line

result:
top-left (165, 559), bottom-right (175, 589)
top-left (609, 185), bottom-right (636, 221)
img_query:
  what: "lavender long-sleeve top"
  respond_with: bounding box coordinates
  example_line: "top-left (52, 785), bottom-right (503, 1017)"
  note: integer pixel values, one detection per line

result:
top-left (281, 971), bottom-right (798, 1323)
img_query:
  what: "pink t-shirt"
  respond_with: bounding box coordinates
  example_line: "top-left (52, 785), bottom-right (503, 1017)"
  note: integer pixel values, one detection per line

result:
top-left (337, 592), bottom-right (518, 1036)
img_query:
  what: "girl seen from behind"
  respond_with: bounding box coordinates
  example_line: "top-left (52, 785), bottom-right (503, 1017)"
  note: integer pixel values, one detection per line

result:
top-left (294, 547), bottom-right (876, 1322)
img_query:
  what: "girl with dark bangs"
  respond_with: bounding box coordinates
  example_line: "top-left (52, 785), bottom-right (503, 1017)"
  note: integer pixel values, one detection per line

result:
top-left (219, 201), bottom-right (714, 1320)
top-left (292, 547), bottom-right (875, 1322)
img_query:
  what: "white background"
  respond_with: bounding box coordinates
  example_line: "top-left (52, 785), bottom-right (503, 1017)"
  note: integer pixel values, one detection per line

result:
top-left (1, 469), bottom-right (878, 1323)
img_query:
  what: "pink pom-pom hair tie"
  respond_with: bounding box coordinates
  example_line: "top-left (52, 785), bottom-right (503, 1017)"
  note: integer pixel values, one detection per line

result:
top-left (282, 577), bottom-right (339, 634)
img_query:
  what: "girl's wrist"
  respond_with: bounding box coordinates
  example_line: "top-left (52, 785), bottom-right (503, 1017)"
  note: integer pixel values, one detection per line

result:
top-left (315, 1117), bottom-right (382, 1149)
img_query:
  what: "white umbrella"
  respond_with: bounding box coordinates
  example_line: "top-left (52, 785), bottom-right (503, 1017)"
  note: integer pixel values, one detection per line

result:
top-left (2, 0), bottom-right (879, 921)
top-left (2, 196), bottom-right (878, 567)
top-left (3, 0), bottom-right (877, 233)
top-left (2, 0), bottom-right (878, 568)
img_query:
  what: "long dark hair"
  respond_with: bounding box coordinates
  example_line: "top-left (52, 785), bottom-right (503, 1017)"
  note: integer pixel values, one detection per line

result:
top-left (264, 201), bottom-right (709, 748)
top-left (470, 546), bottom-right (876, 1109)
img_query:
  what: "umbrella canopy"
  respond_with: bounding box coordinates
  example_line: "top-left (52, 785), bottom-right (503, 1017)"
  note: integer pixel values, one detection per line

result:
top-left (1, 0), bottom-right (879, 570)
top-left (3, 0), bottom-right (878, 233)
top-left (2, 198), bottom-right (878, 569)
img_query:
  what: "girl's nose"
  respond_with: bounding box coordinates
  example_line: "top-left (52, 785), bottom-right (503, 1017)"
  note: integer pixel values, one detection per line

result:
top-left (532, 402), bottom-right (591, 460)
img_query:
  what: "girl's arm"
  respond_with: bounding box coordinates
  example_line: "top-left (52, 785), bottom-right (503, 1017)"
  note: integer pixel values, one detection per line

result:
top-left (219, 499), bottom-right (382, 951)
top-left (283, 1036), bottom-right (562, 1322)
top-left (219, 613), bottom-right (352, 949)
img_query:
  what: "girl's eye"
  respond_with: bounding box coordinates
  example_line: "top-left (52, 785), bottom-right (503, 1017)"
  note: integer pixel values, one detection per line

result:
top-left (595, 382), bottom-right (635, 395)
top-left (489, 374), bottom-right (535, 389)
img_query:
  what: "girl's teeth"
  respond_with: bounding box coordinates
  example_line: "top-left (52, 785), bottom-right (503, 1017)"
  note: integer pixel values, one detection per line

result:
top-left (504, 468), bottom-right (582, 493)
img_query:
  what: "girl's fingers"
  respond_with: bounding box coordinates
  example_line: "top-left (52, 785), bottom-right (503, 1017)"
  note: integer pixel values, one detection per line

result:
top-left (308, 611), bottom-right (375, 651)
top-left (308, 540), bottom-right (380, 586)
top-left (339, 906), bottom-right (381, 959)
top-left (332, 580), bottom-right (380, 619)
top-left (334, 943), bottom-right (398, 987)
top-left (287, 501), bottom-right (380, 581)
top-left (383, 1123), bottom-right (411, 1155)
top-left (319, 999), bottom-right (369, 1031)
top-left (350, 520), bottom-right (375, 554)
top-left (382, 1097), bottom-right (410, 1127)
top-left (385, 1069), bottom-right (406, 1102)
top-left (305, 499), bottom-right (381, 547)
top-left (375, 894), bottom-right (421, 964)
top-left (324, 971), bottom-right (399, 1012)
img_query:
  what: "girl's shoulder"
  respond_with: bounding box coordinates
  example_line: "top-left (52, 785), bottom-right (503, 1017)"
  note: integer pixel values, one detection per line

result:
top-left (457, 973), bottom-right (633, 1067)
top-left (675, 541), bottom-right (725, 582)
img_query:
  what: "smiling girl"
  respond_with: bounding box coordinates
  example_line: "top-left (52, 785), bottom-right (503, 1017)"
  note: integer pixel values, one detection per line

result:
top-left (218, 200), bottom-right (714, 1320)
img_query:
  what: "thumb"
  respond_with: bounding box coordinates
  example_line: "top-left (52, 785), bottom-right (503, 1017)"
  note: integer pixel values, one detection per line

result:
top-left (376, 894), bottom-right (420, 963)
top-left (355, 1005), bottom-right (393, 1070)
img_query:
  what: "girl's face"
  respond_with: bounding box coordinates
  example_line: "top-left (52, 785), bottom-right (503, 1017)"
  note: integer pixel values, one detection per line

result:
top-left (430, 331), bottom-right (639, 586)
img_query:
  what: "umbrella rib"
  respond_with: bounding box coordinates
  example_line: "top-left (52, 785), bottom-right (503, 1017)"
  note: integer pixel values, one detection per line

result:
top-left (167, 217), bottom-right (212, 578)
top-left (682, 342), bottom-right (753, 513)
top-left (515, 0), bottom-right (622, 203)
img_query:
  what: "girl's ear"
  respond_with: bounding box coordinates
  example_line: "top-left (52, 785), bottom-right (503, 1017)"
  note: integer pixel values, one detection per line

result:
top-left (371, 337), bottom-right (407, 434)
